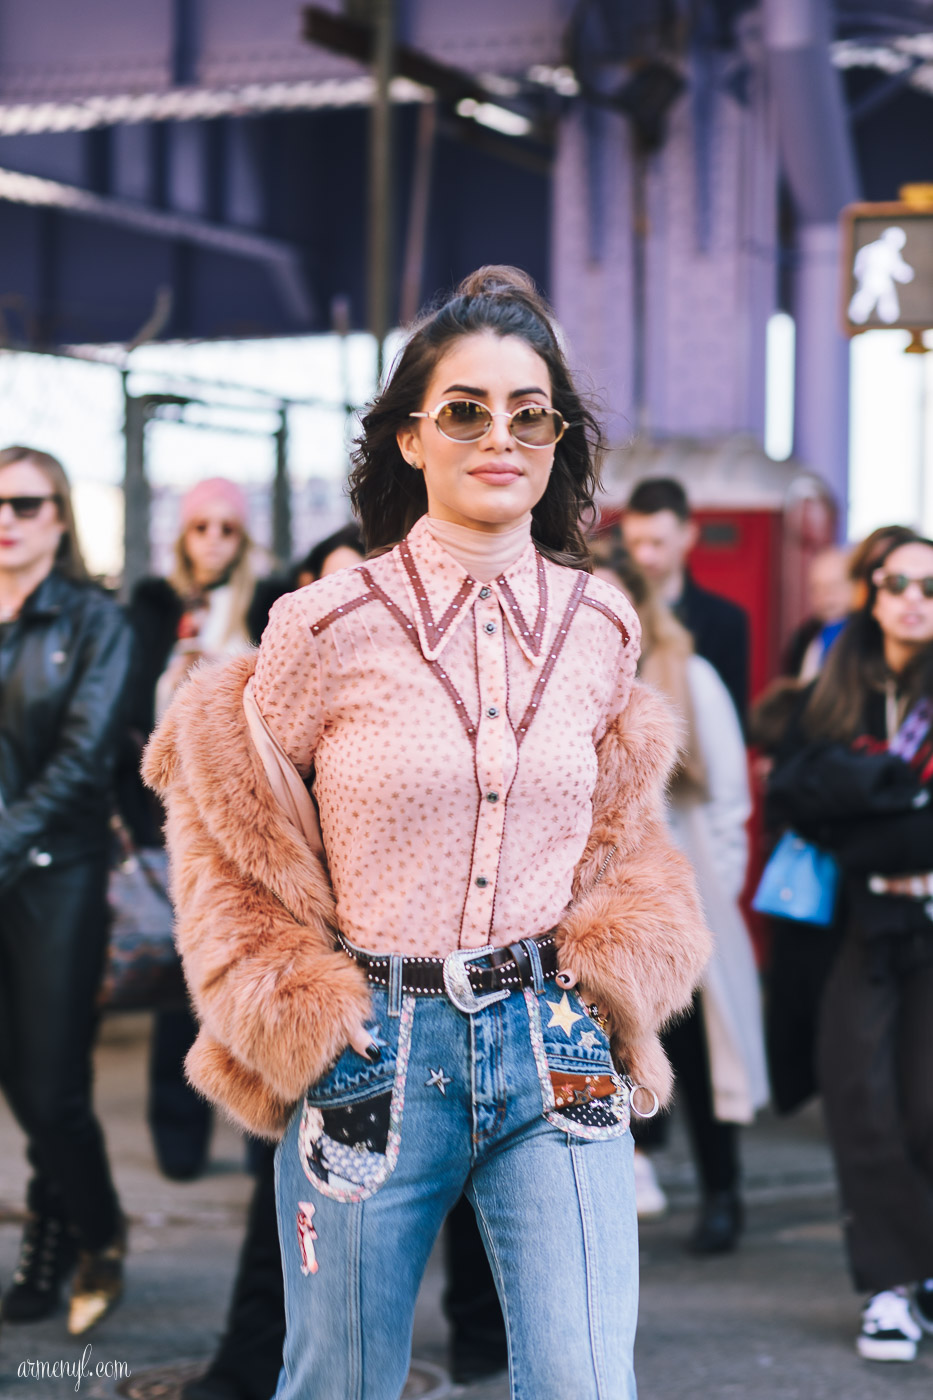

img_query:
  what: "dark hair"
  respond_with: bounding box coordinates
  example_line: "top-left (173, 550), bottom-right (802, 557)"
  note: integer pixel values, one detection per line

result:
top-left (297, 523), bottom-right (365, 582)
top-left (804, 529), bottom-right (933, 742)
top-left (748, 677), bottom-right (805, 754)
top-left (348, 266), bottom-right (603, 570)
top-left (847, 524), bottom-right (917, 586)
top-left (626, 477), bottom-right (690, 522)
top-left (0, 445), bottom-right (89, 582)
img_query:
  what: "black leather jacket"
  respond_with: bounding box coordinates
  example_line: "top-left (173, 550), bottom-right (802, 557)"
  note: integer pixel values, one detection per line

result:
top-left (0, 569), bottom-right (133, 888)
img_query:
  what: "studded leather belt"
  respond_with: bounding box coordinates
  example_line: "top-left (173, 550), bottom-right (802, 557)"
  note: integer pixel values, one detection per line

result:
top-left (339, 932), bottom-right (559, 1013)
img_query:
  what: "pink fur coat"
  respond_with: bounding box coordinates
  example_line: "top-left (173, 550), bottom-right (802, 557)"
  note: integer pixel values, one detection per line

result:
top-left (143, 653), bottom-right (710, 1140)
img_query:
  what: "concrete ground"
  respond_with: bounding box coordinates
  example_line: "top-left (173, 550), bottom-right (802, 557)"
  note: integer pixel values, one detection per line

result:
top-left (0, 1013), bottom-right (931, 1399)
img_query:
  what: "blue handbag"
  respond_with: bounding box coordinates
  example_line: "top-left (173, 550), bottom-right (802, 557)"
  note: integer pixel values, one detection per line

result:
top-left (752, 831), bottom-right (840, 927)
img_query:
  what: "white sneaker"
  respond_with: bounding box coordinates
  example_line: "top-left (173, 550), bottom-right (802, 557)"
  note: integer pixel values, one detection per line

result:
top-left (633, 1148), bottom-right (668, 1220)
top-left (857, 1289), bottom-right (922, 1362)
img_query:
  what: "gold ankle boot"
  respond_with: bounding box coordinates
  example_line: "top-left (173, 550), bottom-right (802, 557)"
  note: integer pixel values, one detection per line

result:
top-left (67, 1217), bottom-right (127, 1336)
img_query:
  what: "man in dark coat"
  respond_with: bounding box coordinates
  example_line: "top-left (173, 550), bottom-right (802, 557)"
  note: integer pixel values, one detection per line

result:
top-left (623, 477), bottom-right (750, 723)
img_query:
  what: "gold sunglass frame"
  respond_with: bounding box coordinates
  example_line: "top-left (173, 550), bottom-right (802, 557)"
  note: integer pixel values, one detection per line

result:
top-left (409, 399), bottom-right (568, 448)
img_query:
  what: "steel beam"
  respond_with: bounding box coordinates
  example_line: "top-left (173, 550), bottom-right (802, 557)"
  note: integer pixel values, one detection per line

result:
top-left (122, 384), bottom-right (152, 595)
top-left (273, 408), bottom-right (293, 564)
top-left (763, 0), bottom-right (859, 515)
top-left (368, 0), bottom-right (395, 380)
top-left (0, 164), bottom-right (314, 326)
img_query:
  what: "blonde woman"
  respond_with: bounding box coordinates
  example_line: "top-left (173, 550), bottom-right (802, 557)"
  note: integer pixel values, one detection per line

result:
top-left (121, 477), bottom-right (257, 1182)
top-left (0, 446), bottom-right (133, 1334)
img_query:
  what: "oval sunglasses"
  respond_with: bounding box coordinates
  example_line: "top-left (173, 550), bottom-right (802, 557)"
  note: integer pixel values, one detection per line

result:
top-left (873, 569), bottom-right (933, 599)
top-left (410, 399), bottom-right (568, 447)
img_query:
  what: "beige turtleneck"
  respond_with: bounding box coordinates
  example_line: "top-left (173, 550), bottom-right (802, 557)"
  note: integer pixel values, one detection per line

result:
top-left (423, 513), bottom-right (533, 582)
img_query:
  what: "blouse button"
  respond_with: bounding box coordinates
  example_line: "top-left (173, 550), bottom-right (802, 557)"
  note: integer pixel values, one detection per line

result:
top-left (487, 706), bottom-right (499, 717)
top-left (484, 621), bottom-right (497, 634)
top-left (475, 876), bottom-right (489, 888)
top-left (486, 792), bottom-right (499, 804)
top-left (479, 586), bottom-right (491, 599)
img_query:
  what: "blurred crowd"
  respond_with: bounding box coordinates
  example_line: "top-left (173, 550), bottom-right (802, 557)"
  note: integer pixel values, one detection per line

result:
top-left (1, 444), bottom-right (932, 1389)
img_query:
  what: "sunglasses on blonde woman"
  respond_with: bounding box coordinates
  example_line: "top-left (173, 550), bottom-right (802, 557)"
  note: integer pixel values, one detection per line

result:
top-left (0, 494), bottom-right (60, 519)
top-left (189, 520), bottom-right (241, 538)
top-left (409, 399), bottom-right (568, 447)
top-left (873, 570), bottom-right (933, 599)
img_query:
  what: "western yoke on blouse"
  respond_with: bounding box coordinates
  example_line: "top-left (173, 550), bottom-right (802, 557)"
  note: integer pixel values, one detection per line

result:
top-left (252, 515), bottom-right (641, 956)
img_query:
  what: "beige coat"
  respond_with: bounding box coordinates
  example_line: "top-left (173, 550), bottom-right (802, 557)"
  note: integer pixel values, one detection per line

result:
top-left (143, 653), bottom-right (712, 1140)
top-left (670, 656), bottom-right (769, 1123)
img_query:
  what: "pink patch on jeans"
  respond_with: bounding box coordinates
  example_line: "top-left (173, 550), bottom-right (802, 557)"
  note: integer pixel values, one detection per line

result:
top-left (297, 1201), bottom-right (319, 1275)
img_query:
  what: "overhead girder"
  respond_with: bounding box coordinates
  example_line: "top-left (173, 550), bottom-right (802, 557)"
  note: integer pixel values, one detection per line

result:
top-left (0, 1), bottom-right (928, 348)
top-left (0, 0), bottom-right (563, 346)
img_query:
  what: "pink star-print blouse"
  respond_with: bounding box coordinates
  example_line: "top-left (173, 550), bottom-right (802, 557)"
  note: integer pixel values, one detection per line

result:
top-left (252, 515), bottom-right (641, 957)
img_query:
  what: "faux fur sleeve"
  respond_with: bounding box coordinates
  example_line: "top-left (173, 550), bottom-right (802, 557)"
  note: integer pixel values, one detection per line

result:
top-left (143, 654), bottom-right (371, 1138)
top-left (557, 682), bottom-right (712, 1106)
top-left (159, 784), bottom-right (371, 1108)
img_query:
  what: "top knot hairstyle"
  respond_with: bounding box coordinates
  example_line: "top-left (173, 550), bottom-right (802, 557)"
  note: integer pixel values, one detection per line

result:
top-left (349, 266), bottom-right (603, 569)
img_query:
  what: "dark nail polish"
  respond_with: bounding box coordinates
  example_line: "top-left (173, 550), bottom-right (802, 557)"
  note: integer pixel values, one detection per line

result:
top-left (366, 1043), bottom-right (382, 1061)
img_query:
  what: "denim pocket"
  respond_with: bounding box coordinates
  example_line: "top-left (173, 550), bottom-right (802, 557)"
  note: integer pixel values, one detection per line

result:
top-left (297, 994), bottom-right (415, 1203)
top-left (524, 985), bottom-right (631, 1139)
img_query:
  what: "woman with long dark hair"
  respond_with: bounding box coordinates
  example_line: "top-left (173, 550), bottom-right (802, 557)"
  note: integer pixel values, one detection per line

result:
top-left (144, 267), bottom-right (710, 1399)
top-left (768, 531), bottom-right (933, 1363)
top-left (0, 446), bottom-right (132, 1336)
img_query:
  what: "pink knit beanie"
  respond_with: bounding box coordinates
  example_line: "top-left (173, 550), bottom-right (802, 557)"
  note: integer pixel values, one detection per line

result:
top-left (180, 477), bottom-right (249, 529)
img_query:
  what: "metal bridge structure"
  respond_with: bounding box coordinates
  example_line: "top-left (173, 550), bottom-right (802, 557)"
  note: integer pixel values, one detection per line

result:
top-left (0, 0), bottom-right (930, 538)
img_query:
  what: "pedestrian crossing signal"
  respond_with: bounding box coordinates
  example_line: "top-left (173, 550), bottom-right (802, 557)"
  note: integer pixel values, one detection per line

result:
top-left (841, 199), bottom-right (933, 336)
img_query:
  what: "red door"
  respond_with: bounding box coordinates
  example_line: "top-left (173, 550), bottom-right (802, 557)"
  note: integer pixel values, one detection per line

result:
top-left (689, 510), bottom-right (785, 963)
top-left (689, 509), bottom-right (783, 703)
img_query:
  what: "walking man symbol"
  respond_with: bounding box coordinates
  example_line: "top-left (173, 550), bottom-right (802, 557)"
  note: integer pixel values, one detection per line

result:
top-left (849, 226), bottom-right (915, 325)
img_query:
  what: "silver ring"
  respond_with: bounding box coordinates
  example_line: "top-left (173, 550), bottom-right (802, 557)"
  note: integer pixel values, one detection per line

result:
top-left (629, 1084), bottom-right (660, 1119)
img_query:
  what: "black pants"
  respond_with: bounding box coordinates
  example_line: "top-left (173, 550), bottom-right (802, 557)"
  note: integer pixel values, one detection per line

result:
top-left (766, 918), bottom-right (844, 1115)
top-left (0, 856), bottom-right (120, 1250)
top-left (207, 1146), bottom-right (286, 1400)
top-left (443, 1194), bottom-right (505, 1340)
top-left (818, 927), bottom-right (933, 1292)
top-left (148, 1001), bottom-right (212, 1170)
top-left (637, 995), bottom-right (739, 1194)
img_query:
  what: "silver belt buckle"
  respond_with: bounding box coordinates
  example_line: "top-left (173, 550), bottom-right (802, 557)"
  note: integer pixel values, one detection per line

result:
top-left (442, 947), bottom-right (511, 1014)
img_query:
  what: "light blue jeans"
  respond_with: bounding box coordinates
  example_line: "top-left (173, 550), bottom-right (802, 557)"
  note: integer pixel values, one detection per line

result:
top-left (274, 965), bottom-right (639, 1400)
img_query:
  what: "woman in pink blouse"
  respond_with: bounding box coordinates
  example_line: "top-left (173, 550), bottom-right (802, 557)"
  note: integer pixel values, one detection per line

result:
top-left (145, 267), bottom-right (710, 1399)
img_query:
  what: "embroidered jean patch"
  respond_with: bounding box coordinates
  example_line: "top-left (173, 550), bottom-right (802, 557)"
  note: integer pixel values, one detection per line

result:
top-left (525, 985), bottom-right (631, 1139)
top-left (299, 996), bottom-right (415, 1203)
top-left (549, 1070), bottom-right (627, 1132)
top-left (296, 1201), bottom-right (319, 1275)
